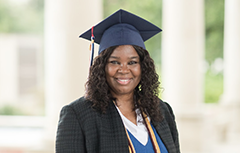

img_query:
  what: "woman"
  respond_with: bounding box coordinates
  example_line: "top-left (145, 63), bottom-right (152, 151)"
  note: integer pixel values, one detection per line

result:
top-left (56, 9), bottom-right (180, 153)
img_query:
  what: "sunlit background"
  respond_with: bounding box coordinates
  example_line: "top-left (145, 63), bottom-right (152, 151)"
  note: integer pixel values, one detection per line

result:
top-left (0, 0), bottom-right (239, 153)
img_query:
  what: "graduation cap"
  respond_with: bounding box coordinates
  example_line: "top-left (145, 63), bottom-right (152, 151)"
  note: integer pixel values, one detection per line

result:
top-left (79, 9), bottom-right (162, 66)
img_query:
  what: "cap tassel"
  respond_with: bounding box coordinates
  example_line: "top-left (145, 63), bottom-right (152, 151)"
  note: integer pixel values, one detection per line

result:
top-left (89, 26), bottom-right (95, 66)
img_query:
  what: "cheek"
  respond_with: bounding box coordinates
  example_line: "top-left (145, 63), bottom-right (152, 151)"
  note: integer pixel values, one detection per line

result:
top-left (133, 65), bottom-right (141, 78)
top-left (105, 65), bottom-right (115, 77)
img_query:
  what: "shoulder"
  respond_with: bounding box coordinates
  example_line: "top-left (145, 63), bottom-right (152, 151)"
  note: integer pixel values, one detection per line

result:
top-left (68, 96), bottom-right (92, 112)
top-left (157, 99), bottom-right (180, 153)
top-left (158, 99), bottom-right (179, 137)
top-left (158, 98), bottom-right (177, 126)
top-left (60, 97), bottom-right (98, 121)
top-left (159, 99), bottom-right (175, 117)
top-left (59, 97), bottom-right (103, 129)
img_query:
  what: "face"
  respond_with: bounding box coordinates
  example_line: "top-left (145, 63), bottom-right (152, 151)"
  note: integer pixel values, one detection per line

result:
top-left (105, 45), bottom-right (141, 97)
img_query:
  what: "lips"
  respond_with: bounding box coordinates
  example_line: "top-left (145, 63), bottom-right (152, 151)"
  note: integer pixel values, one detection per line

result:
top-left (116, 78), bottom-right (131, 85)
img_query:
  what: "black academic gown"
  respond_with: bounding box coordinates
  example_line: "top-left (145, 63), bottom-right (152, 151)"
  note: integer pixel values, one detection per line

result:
top-left (56, 97), bottom-right (180, 153)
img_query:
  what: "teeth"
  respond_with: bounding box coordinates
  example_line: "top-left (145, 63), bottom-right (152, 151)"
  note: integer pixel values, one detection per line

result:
top-left (117, 79), bottom-right (130, 84)
top-left (118, 79), bottom-right (129, 82)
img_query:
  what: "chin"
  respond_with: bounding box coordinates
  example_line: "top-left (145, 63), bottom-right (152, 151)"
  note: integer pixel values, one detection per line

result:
top-left (115, 89), bottom-right (134, 95)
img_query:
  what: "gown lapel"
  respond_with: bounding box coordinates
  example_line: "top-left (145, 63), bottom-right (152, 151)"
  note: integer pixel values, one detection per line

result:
top-left (105, 102), bottom-right (130, 152)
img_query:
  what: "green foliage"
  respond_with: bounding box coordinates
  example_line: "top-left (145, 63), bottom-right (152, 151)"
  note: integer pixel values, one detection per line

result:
top-left (0, 104), bottom-right (24, 115)
top-left (204, 71), bottom-right (223, 103)
top-left (0, 0), bottom-right (44, 34)
top-left (205, 0), bottom-right (224, 64)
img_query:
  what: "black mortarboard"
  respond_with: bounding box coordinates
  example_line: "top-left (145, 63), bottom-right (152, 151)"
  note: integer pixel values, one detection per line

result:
top-left (79, 9), bottom-right (162, 65)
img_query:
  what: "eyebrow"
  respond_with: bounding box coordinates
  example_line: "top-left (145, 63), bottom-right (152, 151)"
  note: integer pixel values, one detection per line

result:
top-left (109, 56), bottom-right (120, 59)
top-left (109, 56), bottom-right (139, 59)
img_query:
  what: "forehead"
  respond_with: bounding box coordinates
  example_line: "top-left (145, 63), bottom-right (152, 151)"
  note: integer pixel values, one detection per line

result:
top-left (109, 45), bottom-right (139, 58)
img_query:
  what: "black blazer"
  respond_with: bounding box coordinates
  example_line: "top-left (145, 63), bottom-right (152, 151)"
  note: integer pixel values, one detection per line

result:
top-left (56, 97), bottom-right (180, 153)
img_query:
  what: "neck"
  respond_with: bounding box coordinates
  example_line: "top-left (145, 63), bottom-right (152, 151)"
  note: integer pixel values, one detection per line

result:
top-left (112, 92), bottom-right (135, 110)
top-left (113, 93), bottom-right (137, 125)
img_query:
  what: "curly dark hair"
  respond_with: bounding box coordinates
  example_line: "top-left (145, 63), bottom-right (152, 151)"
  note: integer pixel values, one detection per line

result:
top-left (85, 45), bottom-right (162, 122)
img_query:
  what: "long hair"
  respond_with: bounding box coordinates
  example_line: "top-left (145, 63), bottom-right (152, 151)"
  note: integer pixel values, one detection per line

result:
top-left (85, 45), bottom-right (162, 122)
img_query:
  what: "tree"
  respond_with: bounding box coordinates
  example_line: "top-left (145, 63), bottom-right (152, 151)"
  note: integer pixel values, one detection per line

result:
top-left (205, 0), bottom-right (224, 64)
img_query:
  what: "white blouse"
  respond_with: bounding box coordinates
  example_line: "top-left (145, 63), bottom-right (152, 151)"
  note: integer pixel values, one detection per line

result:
top-left (115, 106), bottom-right (149, 145)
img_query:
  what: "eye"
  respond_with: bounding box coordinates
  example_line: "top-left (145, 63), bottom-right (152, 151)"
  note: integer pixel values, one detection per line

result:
top-left (110, 61), bottom-right (119, 64)
top-left (128, 61), bottom-right (138, 65)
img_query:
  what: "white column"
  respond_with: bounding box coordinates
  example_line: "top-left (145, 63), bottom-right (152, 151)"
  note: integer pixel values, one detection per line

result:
top-left (222, 0), bottom-right (240, 143)
top-left (161, 0), bottom-right (204, 153)
top-left (223, 0), bottom-right (240, 104)
top-left (0, 35), bottom-right (18, 104)
top-left (44, 0), bottom-right (102, 149)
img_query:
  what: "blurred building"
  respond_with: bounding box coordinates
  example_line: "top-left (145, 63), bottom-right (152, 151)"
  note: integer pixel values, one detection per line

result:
top-left (0, 34), bottom-right (44, 115)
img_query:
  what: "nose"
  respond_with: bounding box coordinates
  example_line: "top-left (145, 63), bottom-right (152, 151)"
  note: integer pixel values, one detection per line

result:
top-left (118, 63), bottom-right (129, 73)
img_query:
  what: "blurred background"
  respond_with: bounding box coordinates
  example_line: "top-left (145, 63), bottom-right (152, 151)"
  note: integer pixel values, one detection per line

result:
top-left (0, 0), bottom-right (239, 153)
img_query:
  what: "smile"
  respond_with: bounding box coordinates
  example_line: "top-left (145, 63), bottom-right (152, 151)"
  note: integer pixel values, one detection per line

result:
top-left (116, 79), bottom-right (131, 85)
